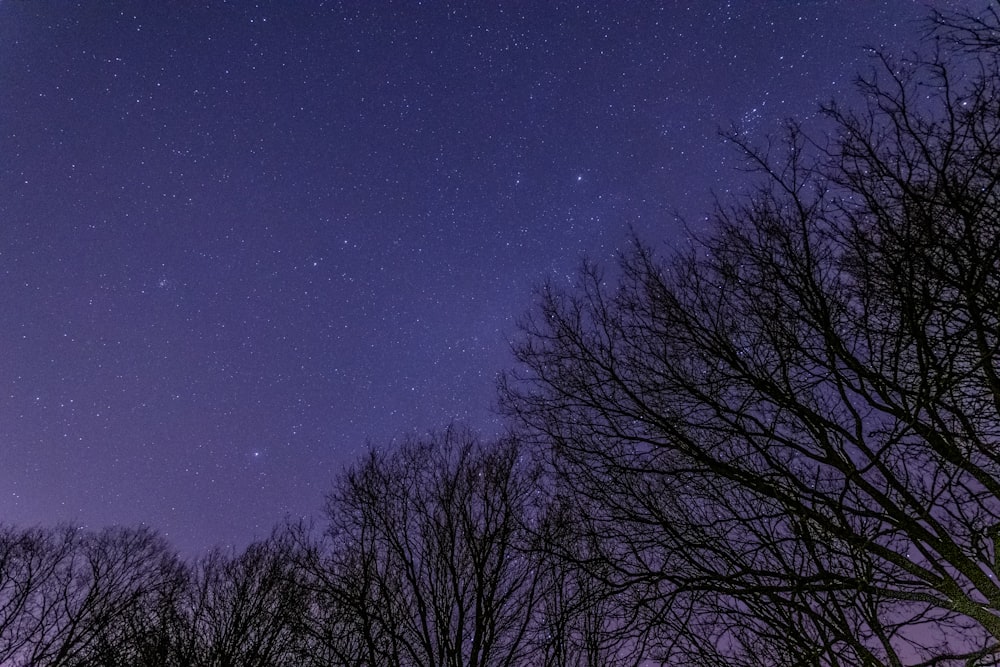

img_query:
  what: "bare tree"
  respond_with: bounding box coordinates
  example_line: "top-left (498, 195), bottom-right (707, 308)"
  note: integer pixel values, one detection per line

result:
top-left (502, 5), bottom-right (1000, 665)
top-left (0, 525), bottom-right (79, 665)
top-left (170, 530), bottom-right (308, 667)
top-left (305, 428), bottom-right (546, 667)
top-left (0, 524), bottom-right (184, 667)
top-left (71, 527), bottom-right (188, 667)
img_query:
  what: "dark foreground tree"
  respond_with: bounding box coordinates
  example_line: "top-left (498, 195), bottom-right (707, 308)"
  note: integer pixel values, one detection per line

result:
top-left (503, 5), bottom-right (1000, 665)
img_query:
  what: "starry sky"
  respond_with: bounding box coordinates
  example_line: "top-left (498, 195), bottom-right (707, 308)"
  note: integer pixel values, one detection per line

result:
top-left (0, 1), bottom-right (980, 556)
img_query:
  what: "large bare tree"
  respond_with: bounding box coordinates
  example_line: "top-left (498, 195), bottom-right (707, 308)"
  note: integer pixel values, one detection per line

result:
top-left (502, 4), bottom-right (1000, 665)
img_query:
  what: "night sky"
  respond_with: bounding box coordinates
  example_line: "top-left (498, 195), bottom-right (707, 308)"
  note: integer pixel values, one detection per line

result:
top-left (0, 1), bottom-right (974, 556)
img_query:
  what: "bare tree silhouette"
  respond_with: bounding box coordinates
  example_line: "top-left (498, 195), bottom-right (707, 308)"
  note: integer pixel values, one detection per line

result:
top-left (503, 5), bottom-right (1000, 664)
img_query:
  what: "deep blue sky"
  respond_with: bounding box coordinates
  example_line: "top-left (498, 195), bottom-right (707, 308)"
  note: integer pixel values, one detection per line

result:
top-left (0, 1), bottom-right (975, 555)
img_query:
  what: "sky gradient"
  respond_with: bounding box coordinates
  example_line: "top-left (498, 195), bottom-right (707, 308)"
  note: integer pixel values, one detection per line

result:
top-left (0, 1), bottom-right (974, 556)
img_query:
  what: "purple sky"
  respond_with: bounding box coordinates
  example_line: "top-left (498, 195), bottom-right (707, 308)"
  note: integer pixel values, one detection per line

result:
top-left (0, 1), bottom-right (976, 556)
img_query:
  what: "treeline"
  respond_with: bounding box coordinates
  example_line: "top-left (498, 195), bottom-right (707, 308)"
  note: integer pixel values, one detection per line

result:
top-left (7, 4), bottom-right (1000, 665)
top-left (0, 430), bottom-right (637, 666)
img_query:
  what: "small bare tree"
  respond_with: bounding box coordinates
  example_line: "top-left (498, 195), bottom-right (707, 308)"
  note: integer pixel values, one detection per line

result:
top-left (172, 530), bottom-right (308, 667)
top-left (0, 524), bottom-right (183, 667)
top-left (306, 428), bottom-right (545, 667)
